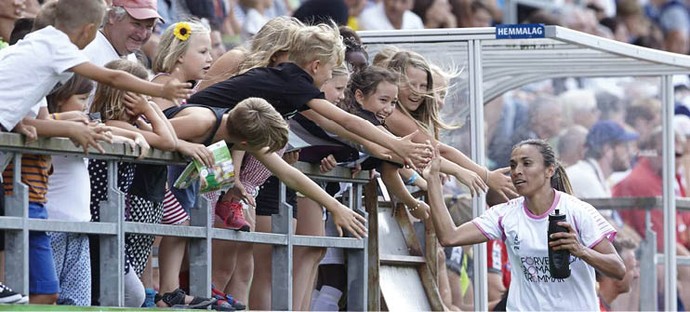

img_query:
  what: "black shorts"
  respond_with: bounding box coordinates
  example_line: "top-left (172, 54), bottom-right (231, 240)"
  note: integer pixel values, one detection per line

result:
top-left (255, 176), bottom-right (298, 218)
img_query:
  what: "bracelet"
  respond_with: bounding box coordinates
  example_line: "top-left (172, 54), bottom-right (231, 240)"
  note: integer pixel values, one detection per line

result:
top-left (483, 167), bottom-right (489, 183)
top-left (407, 200), bottom-right (421, 212)
top-left (405, 171), bottom-right (419, 185)
top-left (51, 113), bottom-right (60, 120)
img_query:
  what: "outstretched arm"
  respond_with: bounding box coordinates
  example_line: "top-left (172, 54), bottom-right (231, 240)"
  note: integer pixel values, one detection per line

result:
top-left (424, 146), bottom-right (488, 247)
top-left (250, 149), bottom-right (368, 238)
top-left (302, 98), bottom-right (431, 168)
top-left (380, 162), bottom-right (429, 220)
top-left (70, 62), bottom-right (192, 101)
top-left (385, 109), bottom-right (516, 200)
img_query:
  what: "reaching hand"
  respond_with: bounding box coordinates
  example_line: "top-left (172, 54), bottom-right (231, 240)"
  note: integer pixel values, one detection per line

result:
top-left (161, 75), bottom-right (193, 102)
top-left (222, 184), bottom-right (257, 207)
top-left (422, 144), bottom-right (442, 180)
top-left (454, 167), bottom-right (487, 197)
top-left (487, 167), bottom-right (518, 202)
top-left (395, 130), bottom-right (433, 170)
top-left (331, 203), bottom-right (368, 239)
top-left (69, 122), bottom-right (111, 154)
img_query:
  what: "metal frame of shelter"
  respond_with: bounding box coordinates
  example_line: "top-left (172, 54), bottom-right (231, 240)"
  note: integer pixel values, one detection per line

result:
top-left (360, 25), bottom-right (690, 311)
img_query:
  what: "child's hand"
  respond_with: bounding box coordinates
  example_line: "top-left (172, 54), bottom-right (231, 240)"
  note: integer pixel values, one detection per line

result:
top-left (12, 121), bottom-right (37, 142)
top-left (133, 133), bottom-right (150, 159)
top-left (282, 150), bottom-right (300, 164)
top-left (330, 203), bottom-right (368, 239)
top-left (177, 141), bottom-right (214, 167)
top-left (487, 167), bottom-right (518, 202)
top-left (222, 184), bottom-right (256, 207)
top-left (395, 130), bottom-right (432, 170)
top-left (111, 134), bottom-right (137, 150)
top-left (351, 162), bottom-right (362, 178)
top-left (454, 167), bottom-right (487, 197)
top-left (422, 144), bottom-right (442, 181)
top-left (123, 92), bottom-right (153, 117)
top-left (69, 123), bottom-right (111, 154)
top-left (319, 154), bottom-right (337, 173)
top-left (161, 77), bottom-right (193, 103)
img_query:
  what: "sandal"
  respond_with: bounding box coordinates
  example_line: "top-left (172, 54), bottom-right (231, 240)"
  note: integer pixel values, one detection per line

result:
top-left (155, 288), bottom-right (216, 309)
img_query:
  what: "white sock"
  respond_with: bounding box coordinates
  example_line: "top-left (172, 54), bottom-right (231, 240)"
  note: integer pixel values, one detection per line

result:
top-left (312, 285), bottom-right (342, 311)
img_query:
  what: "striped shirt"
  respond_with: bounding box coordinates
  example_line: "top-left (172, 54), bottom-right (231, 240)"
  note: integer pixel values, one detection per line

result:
top-left (3, 154), bottom-right (51, 204)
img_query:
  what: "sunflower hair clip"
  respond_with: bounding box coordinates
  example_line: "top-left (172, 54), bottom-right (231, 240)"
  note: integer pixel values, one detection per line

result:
top-left (173, 22), bottom-right (192, 41)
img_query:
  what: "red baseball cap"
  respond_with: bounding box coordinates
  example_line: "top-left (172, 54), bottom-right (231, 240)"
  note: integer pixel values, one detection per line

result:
top-left (112, 0), bottom-right (162, 21)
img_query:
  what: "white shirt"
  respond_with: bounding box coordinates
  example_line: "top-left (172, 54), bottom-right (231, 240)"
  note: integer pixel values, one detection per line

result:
top-left (83, 30), bottom-right (138, 110)
top-left (566, 158), bottom-right (610, 198)
top-left (0, 26), bottom-right (88, 130)
top-left (473, 191), bottom-right (616, 311)
top-left (46, 156), bottom-right (91, 222)
top-left (83, 30), bottom-right (121, 68)
top-left (241, 8), bottom-right (269, 41)
top-left (358, 2), bottom-right (424, 31)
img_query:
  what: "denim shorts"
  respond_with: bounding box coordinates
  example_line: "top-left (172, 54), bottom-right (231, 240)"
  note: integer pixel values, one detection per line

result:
top-left (29, 202), bottom-right (60, 294)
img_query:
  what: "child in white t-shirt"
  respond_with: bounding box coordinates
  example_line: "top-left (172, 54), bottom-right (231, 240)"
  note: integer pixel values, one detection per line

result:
top-left (44, 74), bottom-right (98, 306)
top-left (0, 0), bottom-right (191, 136)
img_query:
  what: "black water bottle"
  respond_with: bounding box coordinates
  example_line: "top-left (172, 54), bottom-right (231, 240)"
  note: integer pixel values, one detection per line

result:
top-left (548, 209), bottom-right (571, 279)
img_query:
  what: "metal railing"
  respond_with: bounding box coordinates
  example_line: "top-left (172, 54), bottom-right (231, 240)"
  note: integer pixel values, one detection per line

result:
top-left (0, 133), bottom-right (369, 309)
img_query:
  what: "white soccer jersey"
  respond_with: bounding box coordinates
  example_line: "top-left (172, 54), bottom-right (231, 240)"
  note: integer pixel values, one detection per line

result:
top-left (473, 191), bottom-right (616, 311)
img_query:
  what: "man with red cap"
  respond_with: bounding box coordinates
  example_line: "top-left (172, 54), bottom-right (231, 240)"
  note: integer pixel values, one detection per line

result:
top-left (83, 0), bottom-right (160, 73)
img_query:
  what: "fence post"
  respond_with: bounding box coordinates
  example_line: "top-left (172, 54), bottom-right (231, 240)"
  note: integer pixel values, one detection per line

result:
top-left (639, 210), bottom-right (657, 311)
top-left (99, 161), bottom-right (124, 306)
top-left (346, 182), bottom-right (368, 310)
top-left (271, 182), bottom-right (293, 309)
top-left (4, 153), bottom-right (29, 296)
top-left (365, 180), bottom-right (380, 311)
top-left (189, 196), bottom-right (212, 298)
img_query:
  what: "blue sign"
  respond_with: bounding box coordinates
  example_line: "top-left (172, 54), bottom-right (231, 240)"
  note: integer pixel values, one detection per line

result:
top-left (495, 24), bottom-right (545, 39)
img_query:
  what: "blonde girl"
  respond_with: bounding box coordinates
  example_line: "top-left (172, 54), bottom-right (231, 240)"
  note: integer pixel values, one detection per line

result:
top-left (87, 59), bottom-right (177, 308)
top-left (149, 21), bottom-right (225, 309)
top-left (198, 16), bottom-right (304, 90)
top-left (383, 50), bottom-right (517, 200)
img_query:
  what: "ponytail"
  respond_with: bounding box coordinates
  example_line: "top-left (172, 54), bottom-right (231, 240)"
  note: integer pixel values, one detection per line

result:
top-left (550, 163), bottom-right (573, 195)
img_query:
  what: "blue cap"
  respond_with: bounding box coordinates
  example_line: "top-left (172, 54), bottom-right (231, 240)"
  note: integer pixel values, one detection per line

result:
top-left (585, 120), bottom-right (639, 148)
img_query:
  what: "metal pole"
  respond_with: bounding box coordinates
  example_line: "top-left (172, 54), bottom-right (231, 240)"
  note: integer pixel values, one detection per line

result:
top-left (272, 182), bottom-right (293, 309)
top-left (5, 153), bottom-right (29, 295)
top-left (662, 75), bottom-right (677, 311)
top-left (469, 39), bottom-right (488, 311)
top-left (503, 0), bottom-right (517, 24)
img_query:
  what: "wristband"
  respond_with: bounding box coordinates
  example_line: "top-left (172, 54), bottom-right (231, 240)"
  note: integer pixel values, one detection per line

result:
top-left (405, 171), bottom-right (419, 185)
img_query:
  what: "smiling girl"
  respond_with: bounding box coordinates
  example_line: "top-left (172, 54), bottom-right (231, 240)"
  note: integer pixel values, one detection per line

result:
top-left (383, 50), bottom-right (517, 200)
